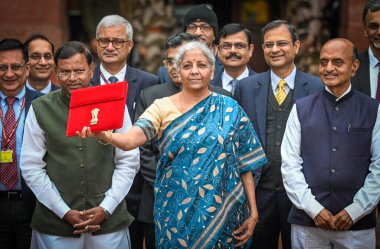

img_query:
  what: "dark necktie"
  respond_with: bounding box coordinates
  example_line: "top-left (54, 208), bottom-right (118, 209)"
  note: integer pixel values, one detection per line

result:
top-left (377, 66), bottom-right (380, 100)
top-left (1, 97), bottom-right (18, 189)
top-left (108, 76), bottom-right (118, 83)
top-left (229, 79), bottom-right (238, 95)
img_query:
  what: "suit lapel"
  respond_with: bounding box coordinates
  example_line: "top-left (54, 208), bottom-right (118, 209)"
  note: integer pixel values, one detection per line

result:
top-left (360, 51), bottom-right (371, 96)
top-left (293, 70), bottom-right (310, 103)
top-left (91, 65), bottom-right (101, 86)
top-left (255, 71), bottom-right (270, 146)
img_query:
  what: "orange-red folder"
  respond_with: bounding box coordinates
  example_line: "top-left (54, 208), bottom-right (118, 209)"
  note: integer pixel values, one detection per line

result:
top-left (66, 81), bottom-right (128, 136)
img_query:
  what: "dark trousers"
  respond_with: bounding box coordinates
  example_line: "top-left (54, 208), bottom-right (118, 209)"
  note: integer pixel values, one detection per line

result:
top-left (129, 220), bottom-right (155, 249)
top-left (0, 198), bottom-right (32, 249)
top-left (250, 188), bottom-right (292, 249)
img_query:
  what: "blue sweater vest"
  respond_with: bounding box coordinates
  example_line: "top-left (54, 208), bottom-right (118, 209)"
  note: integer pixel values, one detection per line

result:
top-left (288, 90), bottom-right (379, 230)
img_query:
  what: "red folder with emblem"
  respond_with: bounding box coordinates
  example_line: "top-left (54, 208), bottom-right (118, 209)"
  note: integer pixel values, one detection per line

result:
top-left (66, 81), bottom-right (128, 136)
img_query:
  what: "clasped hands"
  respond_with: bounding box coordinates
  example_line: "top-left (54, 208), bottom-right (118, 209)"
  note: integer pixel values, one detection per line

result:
top-left (314, 208), bottom-right (354, 231)
top-left (63, 206), bottom-right (106, 234)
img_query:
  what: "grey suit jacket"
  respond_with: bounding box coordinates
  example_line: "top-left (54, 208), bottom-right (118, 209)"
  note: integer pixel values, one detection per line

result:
top-left (235, 69), bottom-right (323, 186)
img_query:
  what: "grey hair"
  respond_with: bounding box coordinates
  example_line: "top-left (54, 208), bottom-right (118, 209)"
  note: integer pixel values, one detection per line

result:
top-left (175, 41), bottom-right (215, 70)
top-left (96, 15), bottom-right (133, 40)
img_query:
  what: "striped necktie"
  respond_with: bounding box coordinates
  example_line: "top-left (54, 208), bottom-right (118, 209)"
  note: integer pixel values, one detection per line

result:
top-left (275, 79), bottom-right (287, 105)
top-left (1, 97), bottom-right (18, 189)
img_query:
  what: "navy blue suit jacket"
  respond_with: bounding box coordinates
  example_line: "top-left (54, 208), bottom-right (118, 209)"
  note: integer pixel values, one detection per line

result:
top-left (91, 65), bottom-right (159, 120)
top-left (23, 88), bottom-right (44, 215)
top-left (50, 84), bottom-right (60, 92)
top-left (210, 67), bottom-right (255, 88)
top-left (351, 50), bottom-right (371, 97)
top-left (235, 69), bottom-right (323, 185)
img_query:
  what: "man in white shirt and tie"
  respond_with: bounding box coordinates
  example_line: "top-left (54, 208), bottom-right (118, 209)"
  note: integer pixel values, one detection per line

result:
top-left (211, 23), bottom-right (255, 95)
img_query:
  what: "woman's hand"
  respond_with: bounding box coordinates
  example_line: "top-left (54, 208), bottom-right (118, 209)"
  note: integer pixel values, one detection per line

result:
top-left (233, 214), bottom-right (258, 247)
top-left (76, 126), bottom-right (109, 142)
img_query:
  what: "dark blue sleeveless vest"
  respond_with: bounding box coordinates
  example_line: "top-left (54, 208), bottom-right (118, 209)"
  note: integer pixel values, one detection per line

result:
top-left (288, 90), bottom-right (379, 230)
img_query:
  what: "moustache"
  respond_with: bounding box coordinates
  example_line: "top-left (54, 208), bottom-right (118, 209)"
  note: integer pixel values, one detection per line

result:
top-left (102, 51), bottom-right (118, 56)
top-left (226, 53), bottom-right (241, 60)
top-left (323, 73), bottom-right (338, 77)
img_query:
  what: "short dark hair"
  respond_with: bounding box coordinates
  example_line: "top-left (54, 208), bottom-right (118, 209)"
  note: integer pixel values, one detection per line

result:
top-left (165, 32), bottom-right (198, 50)
top-left (54, 41), bottom-right (92, 66)
top-left (261, 20), bottom-right (299, 43)
top-left (218, 23), bottom-right (252, 45)
top-left (24, 34), bottom-right (55, 55)
top-left (0, 38), bottom-right (28, 62)
top-left (362, 0), bottom-right (380, 23)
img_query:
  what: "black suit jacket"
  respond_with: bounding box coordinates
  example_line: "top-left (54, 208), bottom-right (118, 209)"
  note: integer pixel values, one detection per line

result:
top-left (133, 82), bottom-right (231, 223)
top-left (352, 50), bottom-right (371, 97)
top-left (91, 65), bottom-right (159, 120)
top-left (210, 67), bottom-right (255, 88)
top-left (235, 69), bottom-right (323, 186)
top-left (22, 88), bottom-right (44, 216)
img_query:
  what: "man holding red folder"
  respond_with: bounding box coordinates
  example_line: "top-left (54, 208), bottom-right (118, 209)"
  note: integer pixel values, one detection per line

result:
top-left (20, 41), bottom-right (139, 249)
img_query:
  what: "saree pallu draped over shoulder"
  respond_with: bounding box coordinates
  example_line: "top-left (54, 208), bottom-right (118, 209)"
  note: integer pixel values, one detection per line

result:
top-left (135, 93), bottom-right (267, 248)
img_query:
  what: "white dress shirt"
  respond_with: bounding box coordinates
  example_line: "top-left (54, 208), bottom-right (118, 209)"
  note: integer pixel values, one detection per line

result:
top-left (270, 66), bottom-right (296, 95)
top-left (221, 67), bottom-right (249, 92)
top-left (26, 80), bottom-right (53, 94)
top-left (100, 64), bottom-right (127, 85)
top-left (281, 86), bottom-right (380, 223)
top-left (20, 106), bottom-right (140, 218)
top-left (368, 48), bottom-right (379, 99)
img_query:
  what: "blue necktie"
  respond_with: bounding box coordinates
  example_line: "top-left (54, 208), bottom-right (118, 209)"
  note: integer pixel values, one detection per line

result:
top-left (108, 76), bottom-right (118, 83)
top-left (229, 79), bottom-right (238, 94)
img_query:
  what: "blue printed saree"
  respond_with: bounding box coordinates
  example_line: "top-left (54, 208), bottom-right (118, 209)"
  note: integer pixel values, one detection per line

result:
top-left (135, 93), bottom-right (267, 248)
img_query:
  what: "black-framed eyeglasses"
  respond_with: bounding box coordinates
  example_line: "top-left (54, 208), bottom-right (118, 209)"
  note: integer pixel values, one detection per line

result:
top-left (219, 42), bottom-right (249, 51)
top-left (262, 40), bottom-right (292, 49)
top-left (96, 38), bottom-right (130, 49)
top-left (0, 63), bottom-right (26, 73)
top-left (186, 24), bottom-right (212, 33)
top-left (57, 66), bottom-right (89, 79)
top-left (29, 53), bottom-right (53, 61)
top-left (163, 59), bottom-right (175, 67)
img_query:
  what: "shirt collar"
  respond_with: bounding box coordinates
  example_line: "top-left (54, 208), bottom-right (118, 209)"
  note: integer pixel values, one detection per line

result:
top-left (368, 48), bottom-right (379, 69)
top-left (270, 66), bottom-right (296, 90)
top-left (100, 64), bottom-right (127, 83)
top-left (26, 80), bottom-right (52, 94)
top-left (222, 67), bottom-right (249, 83)
top-left (0, 87), bottom-right (26, 105)
top-left (325, 84), bottom-right (352, 101)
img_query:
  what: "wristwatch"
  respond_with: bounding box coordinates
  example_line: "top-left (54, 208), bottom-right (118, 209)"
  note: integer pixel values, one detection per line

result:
top-left (103, 208), bottom-right (110, 220)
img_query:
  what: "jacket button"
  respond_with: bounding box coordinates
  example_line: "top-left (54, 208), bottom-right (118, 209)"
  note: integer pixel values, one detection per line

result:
top-left (82, 197), bottom-right (86, 202)
top-left (332, 126), bottom-right (337, 131)
top-left (80, 162), bottom-right (85, 167)
top-left (331, 169), bottom-right (335, 173)
top-left (78, 147), bottom-right (83, 151)
top-left (332, 147), bottom-right (337, 152)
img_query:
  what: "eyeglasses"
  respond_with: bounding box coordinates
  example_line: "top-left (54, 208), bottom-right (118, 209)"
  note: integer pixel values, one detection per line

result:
top-left (57, 67), bottom-right (89, 79)
top-left (0, 64), bottom-right (26, 73)
top-left (29, 53), bottom-right (53, 61)
top-left (186, 24), bottom-right (212, 33)
top-left (96, 38), bottom-right (130, 49)
top-left (219, 42), bottom-right (249, 51)
top-left (262, 40), bottom-right (293, 49)
top-left (163, 59), bottom-right (175, 67)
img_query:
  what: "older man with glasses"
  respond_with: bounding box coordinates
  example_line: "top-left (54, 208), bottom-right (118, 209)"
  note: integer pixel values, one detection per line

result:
top-left (24, 34), bottom-right (60, 94)
top-left (235, 20), bottom-right (323, 249)
top-left (90, 14), bottom-right (158, 120)
top-left (0, 38), bottom-right (42, 249)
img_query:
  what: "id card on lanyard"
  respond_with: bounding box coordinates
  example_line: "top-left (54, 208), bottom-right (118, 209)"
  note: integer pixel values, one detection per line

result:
top-left (0, 97), bottom-right (25, 163)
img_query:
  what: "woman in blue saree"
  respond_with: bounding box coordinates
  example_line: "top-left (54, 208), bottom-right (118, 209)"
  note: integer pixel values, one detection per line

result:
top-left (79, 41), bottom-right (267, 248)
